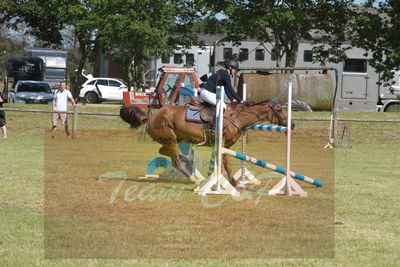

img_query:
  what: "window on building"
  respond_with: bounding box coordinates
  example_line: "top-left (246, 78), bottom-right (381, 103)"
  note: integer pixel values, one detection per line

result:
top-left (304, 50), bottom-right (313, 62)
top-left (186, 53), bottom-right (195, 67)
top-left (271, 48), bottom-right (276, 61)
top-left (173, 53), bottom-right (183, 64)
top-left (223, 48), bottom-right (233, 59)
top-left (343, 59), bottom-right (367, 73)
top-left (161, 54), bottom-right (170, 64)
top-left (239, 48), bottom-right (249, 61)
top-left (255, 49), bottom-right (265, 61)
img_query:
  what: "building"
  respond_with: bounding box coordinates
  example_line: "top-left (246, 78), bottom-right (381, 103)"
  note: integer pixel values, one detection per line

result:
top-left (96, 34), bottom-right (400, 111)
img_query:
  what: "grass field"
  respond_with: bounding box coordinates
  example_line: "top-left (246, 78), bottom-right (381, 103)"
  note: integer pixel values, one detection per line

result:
top-left (0, 103), bottom-right (399, 266)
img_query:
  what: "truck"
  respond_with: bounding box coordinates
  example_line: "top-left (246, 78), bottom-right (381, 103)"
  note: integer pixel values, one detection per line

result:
top-left (233, 46), bottom-right (400, 112)
top-left (2, 56), bottom-right (46, 102)
top-left (123, 66), bottom-right (200, 108)
top-left (24, 47), bottom-right (68, 91)
top-left (333, 48), bottom-right (400, 112)
top-left (128, 48), bottom-right (400, 113)
top-left (236, 47), bottom-right (400, 112)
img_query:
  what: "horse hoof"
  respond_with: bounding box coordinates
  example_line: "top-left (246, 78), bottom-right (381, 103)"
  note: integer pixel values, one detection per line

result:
top-left (189, 175), bottom-right (203, 185)
top-left (228, 178), bottom-right (237, 187)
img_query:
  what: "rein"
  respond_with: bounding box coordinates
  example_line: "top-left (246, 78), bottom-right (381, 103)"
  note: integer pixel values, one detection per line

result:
top-left (222, 101), bottom-right (284, 131)
top-left (244, 102), bottom-right (284, 126)
top-left (223, 104), bottom-right (246, 131)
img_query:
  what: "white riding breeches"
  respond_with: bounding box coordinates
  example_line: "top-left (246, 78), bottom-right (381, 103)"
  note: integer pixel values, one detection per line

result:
top-left (200, 89), bottom-right (227, 109)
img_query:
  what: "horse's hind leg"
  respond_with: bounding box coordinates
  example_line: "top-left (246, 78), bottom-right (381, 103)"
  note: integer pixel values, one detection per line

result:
top-left (159, 146), bottom-right (171, 157)
top-left (159, 144), bottom-right (193, 178)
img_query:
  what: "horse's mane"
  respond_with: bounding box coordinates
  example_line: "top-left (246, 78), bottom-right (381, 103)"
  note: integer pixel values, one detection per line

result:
top-left (245, 100), bottom-right (271, 107)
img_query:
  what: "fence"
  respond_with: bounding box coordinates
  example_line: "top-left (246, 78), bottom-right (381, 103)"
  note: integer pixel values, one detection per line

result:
top-left (0, 106), bottom-right (399, 141)
top-left (0, 106), bottom-right (119, 139)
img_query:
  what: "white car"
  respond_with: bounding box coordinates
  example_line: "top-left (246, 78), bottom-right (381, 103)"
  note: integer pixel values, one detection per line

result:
top-left (79, 77), bottom-right (128, 103)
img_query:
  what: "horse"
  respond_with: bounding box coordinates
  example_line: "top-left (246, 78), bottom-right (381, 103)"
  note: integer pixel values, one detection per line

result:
top-left (120, 100), bottom-right (290, 186)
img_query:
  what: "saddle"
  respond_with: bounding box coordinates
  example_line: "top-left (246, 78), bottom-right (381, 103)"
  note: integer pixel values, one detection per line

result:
top-left (185, 97), bottom-right (216, 124)
top-left (185, 97), bottom-right (237, 130)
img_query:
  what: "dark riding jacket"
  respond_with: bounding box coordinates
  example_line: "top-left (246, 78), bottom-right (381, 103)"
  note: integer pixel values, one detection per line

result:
top-left (201, 69), bottom-right (242, 102)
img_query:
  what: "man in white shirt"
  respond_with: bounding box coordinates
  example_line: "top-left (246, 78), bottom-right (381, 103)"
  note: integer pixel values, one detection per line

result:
top-left (51, 81), bottom-right (77, 138)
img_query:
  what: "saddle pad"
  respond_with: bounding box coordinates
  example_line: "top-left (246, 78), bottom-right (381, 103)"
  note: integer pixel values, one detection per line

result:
top-left (185, 108), bottom-right (203, 123)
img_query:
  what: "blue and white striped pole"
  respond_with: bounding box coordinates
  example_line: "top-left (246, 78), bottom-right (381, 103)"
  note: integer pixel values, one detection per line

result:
top-left (247, 125), bottom-right (288, 133)
top-left (221, 148), bottom-right (324, 187)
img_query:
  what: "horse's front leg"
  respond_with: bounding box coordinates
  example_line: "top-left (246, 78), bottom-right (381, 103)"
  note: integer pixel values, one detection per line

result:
top-left (223, 154), bottom-right (237, 187)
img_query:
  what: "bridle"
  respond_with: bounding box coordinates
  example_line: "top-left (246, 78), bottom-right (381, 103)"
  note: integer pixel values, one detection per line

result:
top-left (243, 101), bottom-right (285, 126)
top-left (223, 101), bottom-right (285, 131)
top-left (268, 102), bottom-right (285, 126)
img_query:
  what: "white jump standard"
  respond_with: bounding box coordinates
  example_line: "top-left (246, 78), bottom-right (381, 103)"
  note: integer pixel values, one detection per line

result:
top-left (194, 86), bottom-right (240, 196)
top-left (233, 83), bottom-right (288, 186)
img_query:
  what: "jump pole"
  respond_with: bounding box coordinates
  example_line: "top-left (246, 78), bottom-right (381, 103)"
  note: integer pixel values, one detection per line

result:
top-left (194, 86), bottom-right (240, 196)
top-left (221, 149), bottom-right (323, 187)
top-left (247, 125), bottom-right (287, 132)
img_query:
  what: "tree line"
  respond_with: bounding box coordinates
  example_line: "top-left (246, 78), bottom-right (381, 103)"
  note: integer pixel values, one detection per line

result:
top-left (1, 0), bottom-right (399, 89)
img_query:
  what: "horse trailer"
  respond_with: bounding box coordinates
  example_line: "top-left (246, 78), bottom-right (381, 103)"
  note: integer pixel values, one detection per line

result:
top-left (24, 47), bottom-right (68, 91)
top-left (150, 37), bottom-right (400, 112)
top-left (212, 41), bottom-right (400, 112)
top-left (2, 56), bottom-right (46, 102)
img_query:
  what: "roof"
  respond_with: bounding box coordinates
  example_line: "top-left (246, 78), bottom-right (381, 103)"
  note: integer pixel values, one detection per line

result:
top-left (24, 47), bottom-right (68, 54)
top-left (197, 34), bottom-right (224, 45)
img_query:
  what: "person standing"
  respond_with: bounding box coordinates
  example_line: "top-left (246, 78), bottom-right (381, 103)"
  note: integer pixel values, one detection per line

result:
top-left (199, 60), bottom-right (243, 107)
top-left (0, 94), bottom-right (7, 138)
top-left (51, 81), bottom-right (77, 138)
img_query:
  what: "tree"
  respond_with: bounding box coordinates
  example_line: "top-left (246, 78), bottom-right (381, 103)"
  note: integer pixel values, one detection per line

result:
top-left (0, 34), bottom-right (24, 77)
top-left (1, 0), bottom-right (99, 96)
top-left (1, 0), bottom-right (205, 91)
top-left (98, 0), bottom-right (203, 90)
top-left (351, 0), bottom-right (400, 84)
top-left (206, 0), bottom-right (354, 69)
top-left (1, 0), bottom-right (66, 46)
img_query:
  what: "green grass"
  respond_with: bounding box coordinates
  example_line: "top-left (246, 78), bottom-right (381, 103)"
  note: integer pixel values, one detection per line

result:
top-left (0, 105), bottom-right (399, 266)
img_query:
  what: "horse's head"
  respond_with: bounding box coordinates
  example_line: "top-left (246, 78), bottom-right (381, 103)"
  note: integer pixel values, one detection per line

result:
top-left (239, 100), bottom-right (295, 130)
top-left (268, 100), bottom-right (295, 129)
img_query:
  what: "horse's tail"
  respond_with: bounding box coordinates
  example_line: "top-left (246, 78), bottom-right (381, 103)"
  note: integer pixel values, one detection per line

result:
top-left (120, 106), bottom-right (149, 128)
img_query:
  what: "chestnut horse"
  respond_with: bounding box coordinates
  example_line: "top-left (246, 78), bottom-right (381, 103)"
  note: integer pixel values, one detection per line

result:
top-left (120, 100), bottom-right (289, 186)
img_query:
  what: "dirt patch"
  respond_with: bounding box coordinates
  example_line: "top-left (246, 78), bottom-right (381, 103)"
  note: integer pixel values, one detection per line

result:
top-left (44, 130), bottom-right (334, 259)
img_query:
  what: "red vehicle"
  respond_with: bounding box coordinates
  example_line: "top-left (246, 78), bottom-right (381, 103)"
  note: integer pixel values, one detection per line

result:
top-left (123, 66), bottom-right (200, 108)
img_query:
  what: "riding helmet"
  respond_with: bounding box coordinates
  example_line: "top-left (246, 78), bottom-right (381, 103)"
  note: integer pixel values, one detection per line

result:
top-left (225, 60), bottom-right (239, 70)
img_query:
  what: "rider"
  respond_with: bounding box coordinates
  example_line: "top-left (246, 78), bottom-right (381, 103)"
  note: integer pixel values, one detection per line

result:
top-left (199, 60), bottom-right (243, 107)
